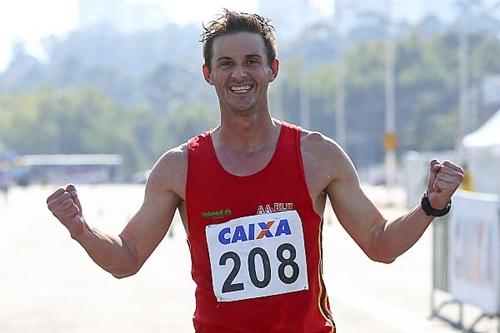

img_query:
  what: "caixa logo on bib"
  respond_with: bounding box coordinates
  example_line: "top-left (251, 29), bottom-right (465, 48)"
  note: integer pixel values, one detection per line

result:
top-left (218, 219), bottom-right (292, 245)
top-left (206, 211), bottom-right (309, 302)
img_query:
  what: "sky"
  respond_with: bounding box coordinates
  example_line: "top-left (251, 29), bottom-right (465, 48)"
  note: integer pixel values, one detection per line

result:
top-left (0, 0), bottom-right (410, 71)
top-left (0, 0), bottom-right (498, 71)
top-left (0, 0), bottom-right (268, 71)
top-left (0, 0), bottom-right (452, 71)
top-left (0, 0), bottom-right (78, 71)
top-left (0, 0), bottom-right (329, 71)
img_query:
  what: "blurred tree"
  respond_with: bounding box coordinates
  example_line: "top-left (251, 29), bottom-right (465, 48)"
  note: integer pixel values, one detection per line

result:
top-left (1, 13), bottom-right (500, 173)
top-left (276, 24), bottom-right (500, 167)
top-left (0, 87), bottom-right (220, 177)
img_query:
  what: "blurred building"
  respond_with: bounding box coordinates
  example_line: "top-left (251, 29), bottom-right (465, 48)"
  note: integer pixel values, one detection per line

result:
top-left (480, 75), bottom-right (500, 123)
top-left (464, 74), bottom-right (500, 136)
top-left (14, 154), bottom-right (122, 185)
top-left (79, 0), bottom-right (169, 33)
top-left (259, 0), bottom-right (325, 40)
top-left (330, 0), bottom-right (423, 41)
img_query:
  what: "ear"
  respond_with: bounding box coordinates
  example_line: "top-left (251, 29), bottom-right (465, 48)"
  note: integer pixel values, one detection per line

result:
top-left (268, 58), bottom-right (280, 82)
top-left (202, 64), bottom-right (214, 85)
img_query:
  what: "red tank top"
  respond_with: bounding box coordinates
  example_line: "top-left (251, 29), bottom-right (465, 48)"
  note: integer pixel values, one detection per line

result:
top-left (186, 122), bottom-right (335, 333)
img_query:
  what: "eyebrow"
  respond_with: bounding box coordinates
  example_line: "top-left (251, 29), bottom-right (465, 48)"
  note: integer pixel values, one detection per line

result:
top-left (216, 56), bottom-right (233, 62)
top-left (215, 54), bottom-right (263, 62)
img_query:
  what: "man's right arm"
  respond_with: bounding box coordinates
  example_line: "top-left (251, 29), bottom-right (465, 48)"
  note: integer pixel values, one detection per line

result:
top-left (46, 146), bottom-right (186, 278)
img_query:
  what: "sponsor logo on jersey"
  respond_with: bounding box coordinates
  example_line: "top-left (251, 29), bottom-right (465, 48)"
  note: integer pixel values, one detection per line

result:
top-left (257, 202), bottom-right (294, 215)
top-left (202, 208), bottom-right (232, 219)
top-left (218, 218), bottom-right (292, 245)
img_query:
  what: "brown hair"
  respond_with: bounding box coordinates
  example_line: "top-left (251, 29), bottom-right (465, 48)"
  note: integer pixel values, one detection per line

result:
top-left (200, 9), bottom-right (277, 70)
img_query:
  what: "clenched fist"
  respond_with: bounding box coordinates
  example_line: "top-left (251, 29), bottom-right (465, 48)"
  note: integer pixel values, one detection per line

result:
top-left (426, 160), bottom-right (464, 209)
top-left (47, 184), bottom-right (85, 237)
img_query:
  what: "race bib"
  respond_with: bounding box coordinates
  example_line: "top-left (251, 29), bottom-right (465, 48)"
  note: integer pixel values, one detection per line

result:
top-left (205, 210), bottom-right (309, 302)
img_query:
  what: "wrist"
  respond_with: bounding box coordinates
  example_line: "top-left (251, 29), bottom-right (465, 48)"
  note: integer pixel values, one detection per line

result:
top-left (421, 191), bottom-right (451, 217)
top-left (427, 191), bottom-right (448, 210)
top-left (67, 219), bottom-right (86, 240)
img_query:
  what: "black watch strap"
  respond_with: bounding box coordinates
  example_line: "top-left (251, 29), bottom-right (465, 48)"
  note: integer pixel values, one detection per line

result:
top-left (421, 191), bottom-right (451, 217)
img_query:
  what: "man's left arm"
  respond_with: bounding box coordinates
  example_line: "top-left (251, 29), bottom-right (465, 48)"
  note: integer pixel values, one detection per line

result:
top-left (322, 138), bottom-right (463, 263)
top-left (371, 160), bottom-right (463, 262)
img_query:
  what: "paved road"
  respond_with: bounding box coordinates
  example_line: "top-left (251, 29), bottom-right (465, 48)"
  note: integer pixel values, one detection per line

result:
top-left (0, 184), bottom-right (497, 332)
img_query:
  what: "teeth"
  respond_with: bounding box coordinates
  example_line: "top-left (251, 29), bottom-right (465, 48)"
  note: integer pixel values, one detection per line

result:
top-left (230, 85), bottom-right (252, 93)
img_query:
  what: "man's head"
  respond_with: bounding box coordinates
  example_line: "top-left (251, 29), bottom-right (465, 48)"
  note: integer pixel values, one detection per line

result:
top-left (201, 9), bottom-right (277, 71)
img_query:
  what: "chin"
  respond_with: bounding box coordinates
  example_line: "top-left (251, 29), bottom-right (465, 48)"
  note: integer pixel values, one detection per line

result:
top-left (228, 102), bottom-right (257, 113)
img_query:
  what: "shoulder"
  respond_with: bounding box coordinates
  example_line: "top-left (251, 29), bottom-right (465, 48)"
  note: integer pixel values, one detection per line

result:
top-left (153, 143), bottom-right (188, 174)
top-left (299, 128), bottom-right (358, 186)
top-left (146, 143), bottom-right (188, 200)
top-left (300, 129), bottom-right (347, 165)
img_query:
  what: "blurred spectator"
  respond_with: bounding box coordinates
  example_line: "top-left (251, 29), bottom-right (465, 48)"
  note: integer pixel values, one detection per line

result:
top-left (461, 163), bottom-right (474, 191)
top-left (0, 166), bottom-right (11, 202)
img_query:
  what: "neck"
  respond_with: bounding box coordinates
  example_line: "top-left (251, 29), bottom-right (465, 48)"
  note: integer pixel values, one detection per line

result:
top-left (213, 113), bottom-right (280, 153)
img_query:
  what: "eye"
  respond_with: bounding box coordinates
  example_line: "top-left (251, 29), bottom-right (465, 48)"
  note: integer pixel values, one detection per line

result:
top-left (219, 60), bottom-right (233, 68)
top-left (246, 58), bottom-right (259, 65)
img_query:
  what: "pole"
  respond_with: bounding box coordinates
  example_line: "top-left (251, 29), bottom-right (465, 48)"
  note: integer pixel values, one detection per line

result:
top-left (384, 0), bottom-right (397, 203)
top-left (299, 74), bottom-right (311, 129)
top-left (299, 3), bottom-right (311, 129)
top-left (458, 2), bottom-right (469, 160)
top-left (334, 0), bottom-right (346, 148)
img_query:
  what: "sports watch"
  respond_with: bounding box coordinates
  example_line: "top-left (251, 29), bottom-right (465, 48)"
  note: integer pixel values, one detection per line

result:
top-left (420, 191), bottom-right (451, 217)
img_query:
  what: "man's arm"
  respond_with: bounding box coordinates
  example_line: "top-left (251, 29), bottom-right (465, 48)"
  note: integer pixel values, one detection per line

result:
top-left (46, 146), bottom-right (186, 278)
top-left (316, 137), bottom-right (463, 263)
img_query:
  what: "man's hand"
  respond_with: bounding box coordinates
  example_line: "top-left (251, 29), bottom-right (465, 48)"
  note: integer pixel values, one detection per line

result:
top-left (427, 160), bottom-right (464, 209)
top-left (47, 184), bottom-right (85, 237)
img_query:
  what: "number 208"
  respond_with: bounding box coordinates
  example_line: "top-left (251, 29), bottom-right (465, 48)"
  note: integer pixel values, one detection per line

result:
top-left (219, 243), bottom-right (300, 293)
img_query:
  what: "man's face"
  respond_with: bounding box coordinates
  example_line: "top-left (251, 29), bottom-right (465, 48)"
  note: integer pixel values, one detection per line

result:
top-left (202, 32), bottom-right (279, 114)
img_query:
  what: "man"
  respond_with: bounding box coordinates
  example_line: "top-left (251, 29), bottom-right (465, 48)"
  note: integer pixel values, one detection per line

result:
top-left (47, 10), bottom-right (464, 333)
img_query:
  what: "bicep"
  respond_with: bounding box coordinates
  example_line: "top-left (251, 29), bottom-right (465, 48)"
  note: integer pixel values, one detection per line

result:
top-left (326, 155), bottom-right (386, 257)
top-left (119, 151), bottom-right (184, 270)
top-left (120, 189), bottom-right (179, 268)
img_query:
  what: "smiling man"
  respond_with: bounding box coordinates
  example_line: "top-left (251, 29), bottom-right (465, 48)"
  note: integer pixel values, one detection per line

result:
top-left (202, 30), bottom-right (278, 115)
top-left (46, 10), bottom-right (464, 333)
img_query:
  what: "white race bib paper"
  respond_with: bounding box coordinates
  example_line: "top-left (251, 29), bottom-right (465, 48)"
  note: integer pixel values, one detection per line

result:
top-left (206, 210), bottom-right (309, 302)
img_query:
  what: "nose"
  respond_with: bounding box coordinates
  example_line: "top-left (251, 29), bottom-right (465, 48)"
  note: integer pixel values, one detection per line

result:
top-left (230, 64), bottom-right (248, 81)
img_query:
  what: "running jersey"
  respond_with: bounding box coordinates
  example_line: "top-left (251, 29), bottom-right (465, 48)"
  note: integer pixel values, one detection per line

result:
top-left (186, 122), bottom-right (335, 333)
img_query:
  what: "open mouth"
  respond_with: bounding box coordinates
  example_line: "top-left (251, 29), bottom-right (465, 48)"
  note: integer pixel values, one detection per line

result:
top-left (229, 84), bottom-right (253, 94)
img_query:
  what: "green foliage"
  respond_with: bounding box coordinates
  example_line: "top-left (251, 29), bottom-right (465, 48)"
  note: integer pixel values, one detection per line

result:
top-left (0, 88), bottom-right (215, 177)
top-left (280, 27), bottom-right (500, 167)
top-left (2, 18), bottom-right (500, 172)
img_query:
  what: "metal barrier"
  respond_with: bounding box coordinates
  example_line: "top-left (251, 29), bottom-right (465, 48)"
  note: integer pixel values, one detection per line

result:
top-left (430, 215), bottom-right (465, 330)
top-left (430, 199), bottom-right (500, 333)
